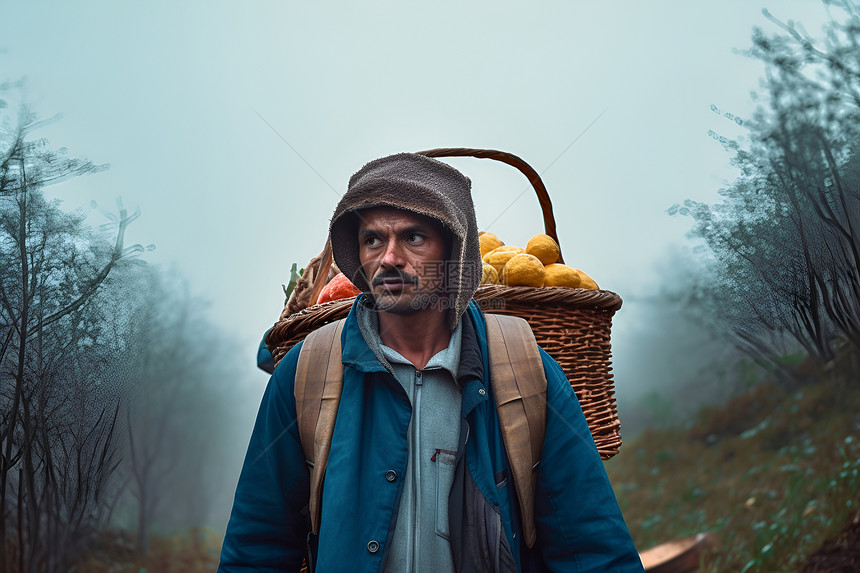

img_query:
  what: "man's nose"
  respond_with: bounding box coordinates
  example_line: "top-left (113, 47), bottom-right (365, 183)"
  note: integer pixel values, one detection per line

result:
top-left (380, 238), bottom-right (405, 267)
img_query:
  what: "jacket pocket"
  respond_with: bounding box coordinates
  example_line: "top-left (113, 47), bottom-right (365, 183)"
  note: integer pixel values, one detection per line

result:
top-left (434, 448), bottom-right (458, 539)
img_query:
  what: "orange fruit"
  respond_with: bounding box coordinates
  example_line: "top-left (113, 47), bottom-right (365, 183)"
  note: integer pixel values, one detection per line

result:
top-left (501, 253), bottom-right (546, 287)
top-left (482, 246), bottom-right (525, 274)
top-left (479, 232), bottom-right (505, 258)
top-left (317, 272), bottom-right (361, 303)
top-left (525, 234), bottom-right (560, 265)
top-left (480, 262), bottom-right (499, 285)
top-left (543, 264), bottom-right (582, 288)
top-left (575, 269), bottom-right (599, 290)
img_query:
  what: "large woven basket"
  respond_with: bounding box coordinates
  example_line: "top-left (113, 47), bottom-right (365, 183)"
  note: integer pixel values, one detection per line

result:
top-left (266, 148), bottom-right (623, 459)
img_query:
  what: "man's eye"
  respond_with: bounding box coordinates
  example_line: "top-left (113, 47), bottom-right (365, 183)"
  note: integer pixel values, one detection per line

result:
top-left (365, 237), bottom-right (380, 246)
top-left (408, 234), bottom-right (425, 244)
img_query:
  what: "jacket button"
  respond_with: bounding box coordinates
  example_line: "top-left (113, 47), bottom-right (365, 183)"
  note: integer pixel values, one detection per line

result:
top-left (385, 469), bottom-right (397, 482)
top-left (367, 540), bottom-right (380, 553)
top-left (478, 388), bottom-right (486, 396)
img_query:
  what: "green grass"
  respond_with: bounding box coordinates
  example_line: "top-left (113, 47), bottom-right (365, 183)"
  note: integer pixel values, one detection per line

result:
top-left (606, 358), bottom-right (860, 571)
top-left (76, 528), bottom-right (221, 573)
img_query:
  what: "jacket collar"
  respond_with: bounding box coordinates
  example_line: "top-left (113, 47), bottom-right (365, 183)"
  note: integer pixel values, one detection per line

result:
top-left (457, 302), bottom-right (485, 387)
top-left (341, 296), bottom-right (390, 374)
top-left (341, 295), bottom-right (487, 388)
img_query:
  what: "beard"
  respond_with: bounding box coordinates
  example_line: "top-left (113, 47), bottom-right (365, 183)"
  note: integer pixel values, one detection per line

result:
top-left (372, 290), bottom-right (437, 315)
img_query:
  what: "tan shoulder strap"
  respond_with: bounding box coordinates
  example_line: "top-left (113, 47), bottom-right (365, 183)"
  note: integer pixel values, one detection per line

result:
top-left (484, 313), bottom-right (547, 550)
top-left (294, 314), bottom-right (548, 548)
top-left (294, 319), bottom-right (345, 535)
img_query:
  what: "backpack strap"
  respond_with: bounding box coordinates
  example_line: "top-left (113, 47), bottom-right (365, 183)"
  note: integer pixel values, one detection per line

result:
top-left (294, 319), bottom-right (345, 535)
top-left (484, 313), bottom-right (547, 549)
top-left (294, 314), bottom-right (548, 549)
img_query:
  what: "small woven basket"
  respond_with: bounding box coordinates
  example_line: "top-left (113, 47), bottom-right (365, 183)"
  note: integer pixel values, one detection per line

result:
top-left (266, 148), bottom-right (623, 459)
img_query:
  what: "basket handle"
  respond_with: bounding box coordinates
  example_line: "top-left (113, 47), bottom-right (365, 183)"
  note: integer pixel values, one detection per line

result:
top-left (307, 239), bottom-right (333, 307)
top-left (415, 148), bottom-right (564, 264)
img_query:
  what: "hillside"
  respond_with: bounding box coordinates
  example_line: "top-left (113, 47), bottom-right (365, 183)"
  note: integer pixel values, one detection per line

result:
top-left (606, 354), bottom-right (860, 571)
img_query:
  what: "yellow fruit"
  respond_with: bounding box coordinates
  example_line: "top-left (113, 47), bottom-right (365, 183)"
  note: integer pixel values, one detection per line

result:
top-left (482, 246), bottom-right (525, 274)
top-left (480, 262), bottom-right (499, 285)
top-left (479, 232), bottom-right (504, 258)
top-left (501, 253), bottom-right (546, 287)
top-left (543, 264), bottom-right (582, 288)
top-left (575, 269), bottom-right (599, 290)
top-left (485, 245), bottom-right (522, 254)
top-left (525, 234), bottom-right (560, 265)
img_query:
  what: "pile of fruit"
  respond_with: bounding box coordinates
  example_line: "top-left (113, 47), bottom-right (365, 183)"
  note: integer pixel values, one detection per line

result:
top-left (479, 232), bottom-right (599, 290)
top-left (312, 232), bottom-right (599, 305)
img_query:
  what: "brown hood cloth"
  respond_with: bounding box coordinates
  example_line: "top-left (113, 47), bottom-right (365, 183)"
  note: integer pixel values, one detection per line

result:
top-left (329, 152), bottom-right (482, 331)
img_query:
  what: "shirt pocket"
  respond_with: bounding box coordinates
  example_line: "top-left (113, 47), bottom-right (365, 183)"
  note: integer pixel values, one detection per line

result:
top-left (433, 448), bottom-right (458, 539)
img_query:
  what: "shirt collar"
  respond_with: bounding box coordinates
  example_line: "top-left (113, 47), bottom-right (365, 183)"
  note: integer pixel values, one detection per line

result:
top-left (379, 317), bottom-right (462, 378)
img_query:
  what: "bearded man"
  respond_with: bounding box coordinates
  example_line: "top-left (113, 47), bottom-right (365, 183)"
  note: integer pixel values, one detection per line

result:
top-left (219, 153), bottom-right (644, 572)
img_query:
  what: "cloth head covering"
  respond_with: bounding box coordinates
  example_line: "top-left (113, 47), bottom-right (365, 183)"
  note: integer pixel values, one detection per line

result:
top-left (329, 152), bottom-right (481, 331)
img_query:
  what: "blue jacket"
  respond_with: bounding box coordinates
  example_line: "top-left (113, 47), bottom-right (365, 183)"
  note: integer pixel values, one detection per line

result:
top-left (219, 298), bottom-right (643, 572)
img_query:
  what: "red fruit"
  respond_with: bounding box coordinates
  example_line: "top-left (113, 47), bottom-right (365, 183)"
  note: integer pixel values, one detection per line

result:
top-left (317, 273), bottom-right (361, 304)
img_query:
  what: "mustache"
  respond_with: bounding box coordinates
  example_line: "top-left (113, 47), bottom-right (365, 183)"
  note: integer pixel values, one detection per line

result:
top-left (371, 269), bottom-right (419, 288)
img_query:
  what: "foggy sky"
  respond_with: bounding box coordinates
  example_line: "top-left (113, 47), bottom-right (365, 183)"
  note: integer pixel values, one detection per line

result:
top-left (0, 1), bottom-right (837, 431)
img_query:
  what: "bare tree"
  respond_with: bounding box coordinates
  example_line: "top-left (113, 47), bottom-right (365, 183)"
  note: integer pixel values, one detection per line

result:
top-left (0, 105), bottom-right (143, 572)
top-left (671, 1), bottom-right (860, 380)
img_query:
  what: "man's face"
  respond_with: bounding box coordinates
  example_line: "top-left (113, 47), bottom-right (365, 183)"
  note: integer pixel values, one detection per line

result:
top-left (357, 207), bottom-right (449, 315)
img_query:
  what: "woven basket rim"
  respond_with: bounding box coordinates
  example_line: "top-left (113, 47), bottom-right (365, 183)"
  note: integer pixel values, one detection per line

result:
top-left (474, 284), bottom-right (622, 311)
top-left (268, 285), bottom-right (622, 348)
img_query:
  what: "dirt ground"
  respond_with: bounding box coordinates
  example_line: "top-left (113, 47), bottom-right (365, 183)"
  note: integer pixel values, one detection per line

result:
top-left (803, 507), bottom-right (860, 573)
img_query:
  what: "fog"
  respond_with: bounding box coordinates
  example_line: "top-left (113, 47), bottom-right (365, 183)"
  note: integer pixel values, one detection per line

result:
top-left (0, 0), bottom-right (840, 554)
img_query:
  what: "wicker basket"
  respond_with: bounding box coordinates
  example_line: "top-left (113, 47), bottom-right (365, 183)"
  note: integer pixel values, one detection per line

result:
top-left (266, 148), bottom-right (623, 459)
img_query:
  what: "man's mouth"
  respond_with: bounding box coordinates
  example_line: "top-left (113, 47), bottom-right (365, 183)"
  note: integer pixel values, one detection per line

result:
top-left (372, 272), bottom-right (419, 291)
top-left (378, 282), bottom-right (405, 293)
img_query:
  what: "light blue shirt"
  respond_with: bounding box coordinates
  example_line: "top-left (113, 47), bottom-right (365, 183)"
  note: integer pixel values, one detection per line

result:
top-left (355, 302), bottom-right (463, 572)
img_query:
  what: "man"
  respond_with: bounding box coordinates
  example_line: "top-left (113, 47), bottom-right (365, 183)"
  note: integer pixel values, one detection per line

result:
top-left (219, 153), bottom-right (643, 572)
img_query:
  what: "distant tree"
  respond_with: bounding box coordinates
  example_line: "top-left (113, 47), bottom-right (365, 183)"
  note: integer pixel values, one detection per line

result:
top-left (99, 262), bottom-right (239, 559)
top-left (0, 104), bottom-right (143, 572)
top-left (671, 1), bottom-right (860, 380)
